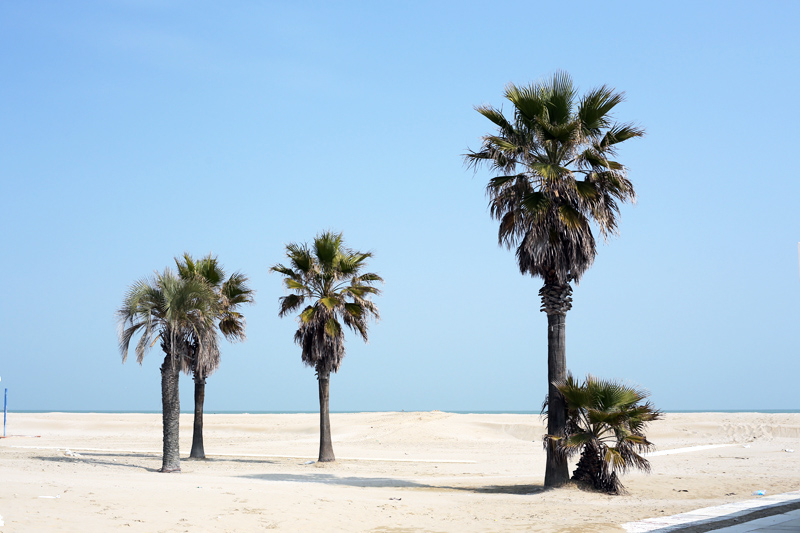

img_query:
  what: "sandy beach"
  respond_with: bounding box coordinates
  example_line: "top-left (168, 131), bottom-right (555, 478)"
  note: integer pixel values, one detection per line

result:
top-left (1, 412), bottom-right (798, 532)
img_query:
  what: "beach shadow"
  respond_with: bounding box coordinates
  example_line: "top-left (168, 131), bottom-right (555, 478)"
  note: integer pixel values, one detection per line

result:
top-left (241, 473), bottom-right (545, 495)
top-left (449, 483), bottom-right (545, 495)
top-left (35, 454), bottom-right (157, 472)
top-left (241, 472), bottom-right (433, 488)
top-left (196, 457), bottom-right (281, 466)
top-left (405, 481), bottom-right (546, 495)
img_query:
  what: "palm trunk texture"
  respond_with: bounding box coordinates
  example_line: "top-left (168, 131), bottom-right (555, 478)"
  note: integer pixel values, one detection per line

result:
top-left (573, 444), bottom-right (620, 494)
top-left (190, 375), bottom-right (206, 459)
top-left (540, 281), bottom-right (572, 487)
top-left (572, 444), bottom-right (602, 487)
top-left (317, 371), bottom-right (335, 462)
top-left (160, 353), bottom-right (181, 473)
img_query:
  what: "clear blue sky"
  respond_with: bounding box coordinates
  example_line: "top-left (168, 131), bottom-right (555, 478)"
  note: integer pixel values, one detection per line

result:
top-left (1, 1), bottom-right (798, 413)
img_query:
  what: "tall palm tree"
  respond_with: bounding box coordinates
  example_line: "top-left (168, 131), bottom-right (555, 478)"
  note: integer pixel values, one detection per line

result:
top-left (465, 71), bottom-right (643, 486)
top-left (175, 253), bottom-right (255, 459)
top-left (545, 374), bottom-right (662, 494)
top-left (117, 269), bottom-right (219, 472)
top-left (271, 231), bottom-right (382, 462)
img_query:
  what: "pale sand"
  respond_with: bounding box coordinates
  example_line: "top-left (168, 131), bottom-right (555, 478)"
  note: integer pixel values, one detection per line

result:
top-left (1, 412), bottom-right (798, 532)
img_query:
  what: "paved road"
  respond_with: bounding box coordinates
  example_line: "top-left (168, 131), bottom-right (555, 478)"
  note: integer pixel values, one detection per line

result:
top-left (622, 491), bottom-right (800, 532)
top-left (710, 508), bottom-right (800, 532)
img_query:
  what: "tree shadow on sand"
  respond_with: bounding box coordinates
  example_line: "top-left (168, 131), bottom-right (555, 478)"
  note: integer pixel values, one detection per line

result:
top-left (240, 473), bottom-right (545, 495)
top-left (195, 456), bottom-right (282, 466)
top-left (461, 484), bottom-right (545, 495)
top-left (35, 453), bottom-right (157, 472)
top-left (242, 472), bottom-right (429, 488)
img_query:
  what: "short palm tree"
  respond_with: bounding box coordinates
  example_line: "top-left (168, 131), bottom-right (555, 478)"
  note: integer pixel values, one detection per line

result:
top-left (545, 374), bottom-right (662, 494)
top-left (465, 71), bottom-right (643, 486)
top-left (271, 231), bottom-right (382, 462)
top-left (117, 269), bottom-right (219, 472)
top-left (175, 253), bottom-right (254, 459)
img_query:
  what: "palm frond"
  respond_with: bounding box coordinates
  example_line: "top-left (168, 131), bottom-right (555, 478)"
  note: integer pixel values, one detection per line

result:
top-left (285, 278), bottom-right (306, 291)
top-left (320, 296), bottom-right (341, 310)
top-left (313, 231), bottom-right (344, 269)
top-left (475, 105), bottom-right (514, 134)
top-left (578, 85), bottom-right (625, 136)
top-left (279, 294), bottom-right (306, 317)
top-left (352, 272), bottom-right (384, 285)
top-left (300, 305), bottom-right (316, 323)
top-left (557, 204), bottom-right (589, 232)
top-left (600, 123), bottom-right (645, 150)
top-left (324, 317), bottom-right (342, 339)
top-left (271, 264), bottom-right (298, 278)
top-left (285, 243), bottom-right (313, 274)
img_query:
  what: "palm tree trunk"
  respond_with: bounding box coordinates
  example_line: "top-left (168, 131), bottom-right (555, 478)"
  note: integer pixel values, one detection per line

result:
top-left (573, 443), bottom-right (620, 494)
top-left (190, 374), bottom-right (206, 459)
top-left (572, 443), bottom-right (602, 488)
top-left (317, 370), bottom-right (335, 462)
top-left (540, 280), bottom-right (572, 487)
top-left (160, 353), bottom-right (181, 473)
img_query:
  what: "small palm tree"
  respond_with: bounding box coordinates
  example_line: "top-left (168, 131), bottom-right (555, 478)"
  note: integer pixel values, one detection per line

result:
top-left (175, 253), bottom-right (255, 459)
top-left (545, 374), bottom-right (662, 494)
top-left (117, 269), bottom-right (219, 472)
top-left (271, 231), bottom-right (382, 462)
top-left (465, 71), bottom-right (643, 486)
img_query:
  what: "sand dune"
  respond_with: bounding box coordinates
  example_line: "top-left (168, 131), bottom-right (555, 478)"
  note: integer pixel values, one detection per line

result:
top-left (1, 412), bottom-right (798, 532)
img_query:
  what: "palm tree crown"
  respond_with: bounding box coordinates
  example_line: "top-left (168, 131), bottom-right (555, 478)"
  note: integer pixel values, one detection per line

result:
top-left (465, 71), bottom-right (643, 286)
top-left (118, 269), bottom-right (220, 370)
top-left (271, 231), bottom-right (382, 375)
top-left (175, 253), bottom-right (255, 376)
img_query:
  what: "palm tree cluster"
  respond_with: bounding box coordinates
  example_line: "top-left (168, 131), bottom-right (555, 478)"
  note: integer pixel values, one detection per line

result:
top-left (116, 71), bottom-right (652, 492)
top-left (117, 235), bottom-right (381, 469)
top-left (545, 375), bottom-right (663, 494)
top-left (118, 255), bottom-right (253, 472)
top-left (466, 71), bottom-right (643, 486)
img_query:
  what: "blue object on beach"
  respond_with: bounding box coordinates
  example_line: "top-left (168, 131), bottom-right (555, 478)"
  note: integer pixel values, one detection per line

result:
top-left (752, 490), bottom-right (766, 496)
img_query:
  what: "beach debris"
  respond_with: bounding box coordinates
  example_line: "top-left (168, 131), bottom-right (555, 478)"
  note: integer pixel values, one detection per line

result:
top-left (742, 444), bottom-right (751, 448)
top-left (389, 497), bottom-right (401, 501)
top-left (38, 495), bottom-right (60, 499)
top-left (64, 449), bottom-right (82, 457)
top-left (752, 490), bottom-right (766, 496)
top-left (784, 449), bottom-right (795, 453)
top-left (300, 460), bottom-right (315, 465)
top-left (0, 513), bottom-right (4, 527)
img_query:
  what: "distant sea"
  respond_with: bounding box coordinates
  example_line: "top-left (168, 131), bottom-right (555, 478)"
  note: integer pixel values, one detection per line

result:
top-left (10, 409), bottom-right (800, 414)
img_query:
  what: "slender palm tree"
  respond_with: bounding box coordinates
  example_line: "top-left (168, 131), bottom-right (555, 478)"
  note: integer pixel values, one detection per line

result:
top-left (545, 374), bottom-right (662, 494)
top-left (465, 71), bottom-right (643, 486)
top-left (175, 253), bottom-right (255, 459)
top-left (117, 269), bottom-right (219, 472)
top-left (271, 231), bottom-right (382, 462)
